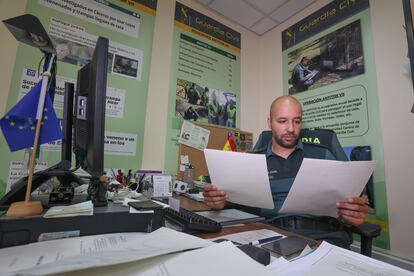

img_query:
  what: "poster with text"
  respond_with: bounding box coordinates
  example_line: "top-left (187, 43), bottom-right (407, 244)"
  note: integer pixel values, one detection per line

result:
top-left (164, 2), bottom-right (241, 174)
top-left (281, 0), bottom-right (389, 249)
top-left (0, 0), bottom-right (158, 196)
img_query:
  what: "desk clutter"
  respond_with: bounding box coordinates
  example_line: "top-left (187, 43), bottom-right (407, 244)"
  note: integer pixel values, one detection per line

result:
top-left (1, 168), bottom-right (412, 275)
top-left (1, 225), bottom-right (411, 275)
top-left (0, 201), bottom-right (164, 248)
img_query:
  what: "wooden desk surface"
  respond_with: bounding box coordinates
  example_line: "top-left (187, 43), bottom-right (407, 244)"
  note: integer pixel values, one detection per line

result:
top-left (174, 194), bottom-right (318, 245)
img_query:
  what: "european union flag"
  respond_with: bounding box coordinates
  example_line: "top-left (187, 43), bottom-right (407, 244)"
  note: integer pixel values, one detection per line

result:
top-left (0, 79), bottom-right (63, 152)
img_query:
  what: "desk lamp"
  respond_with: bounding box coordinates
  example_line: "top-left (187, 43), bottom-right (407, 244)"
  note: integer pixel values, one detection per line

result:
top-left (2, 14), bottom-right (56, 217)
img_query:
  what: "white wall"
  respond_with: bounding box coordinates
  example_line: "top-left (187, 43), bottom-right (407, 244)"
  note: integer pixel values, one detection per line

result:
top-left (141, 0), bottom-right (262, 169)
top-left (258, 0), bottom-right (414, 260)
top-left (370, 0), bottom-right (414, 260)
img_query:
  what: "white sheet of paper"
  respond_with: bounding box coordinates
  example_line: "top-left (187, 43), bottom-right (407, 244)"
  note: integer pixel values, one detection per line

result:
top-left (279, 158), bottom-right (377, 217)
top-left (204, 149), bottom-right (274, 209)
top-left (267, 241), bottom-right (413, 276)
top-left (1, 227), bottom-right (213, 276)
top-left (132, 241), bottom-right (275, 276)
top-left (56, 241), bottom-right (276, 276)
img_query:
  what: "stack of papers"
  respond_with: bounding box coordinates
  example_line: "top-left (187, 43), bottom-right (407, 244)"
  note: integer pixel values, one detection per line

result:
top-left (0, 227), bottom-right (213, 275)
top-left (266, 241), bottom-right (413, 275)
top-left (184, 192), bottom-right (204, 202)
top-left (210, 229), bottom-right (285, 245)
top-left (195, 209), bottom-right (264, 226)
top-left (0, 227), bottom-right (276, 276)
top-left (43, 201), bottom-right (93, 218)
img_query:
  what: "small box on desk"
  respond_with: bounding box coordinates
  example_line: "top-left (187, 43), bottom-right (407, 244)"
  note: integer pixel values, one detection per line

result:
top-left (0, 201), bottom-right (163, 248)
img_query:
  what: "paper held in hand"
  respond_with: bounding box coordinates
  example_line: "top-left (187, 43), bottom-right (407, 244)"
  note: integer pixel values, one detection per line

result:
top-left (204, 149), bottom-right (274, 209)
top-left (279, 158), bottom-right (377, 217)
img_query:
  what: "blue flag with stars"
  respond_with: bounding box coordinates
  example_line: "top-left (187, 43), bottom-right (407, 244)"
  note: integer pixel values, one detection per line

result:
top-left (0, 79), bottom-right (63, 152)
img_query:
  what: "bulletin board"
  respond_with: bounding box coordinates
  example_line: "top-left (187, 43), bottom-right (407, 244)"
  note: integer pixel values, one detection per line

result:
top-left (177, 123), bottom-right (253, 179)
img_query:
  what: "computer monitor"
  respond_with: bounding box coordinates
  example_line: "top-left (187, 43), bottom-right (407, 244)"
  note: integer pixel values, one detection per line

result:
top-left (74, 37), bottom-right (108, 177)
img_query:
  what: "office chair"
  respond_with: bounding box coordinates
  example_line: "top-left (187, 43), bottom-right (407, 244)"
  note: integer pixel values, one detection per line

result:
top-left (253, 128), bottom-right (381, 257)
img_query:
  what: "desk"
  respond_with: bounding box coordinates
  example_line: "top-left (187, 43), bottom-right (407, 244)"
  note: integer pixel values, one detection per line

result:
top-left (1, 195), bottom-right (316, 275)
top-left (174, 194), bottom-right (319, 246)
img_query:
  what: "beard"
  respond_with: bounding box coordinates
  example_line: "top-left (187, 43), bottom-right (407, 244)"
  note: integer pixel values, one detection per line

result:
top-left (273, 131), bottom-right (299, 148)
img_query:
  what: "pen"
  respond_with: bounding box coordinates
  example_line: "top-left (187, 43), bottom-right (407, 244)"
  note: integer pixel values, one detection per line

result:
top-left (249, 235), bottom-right (282, 246)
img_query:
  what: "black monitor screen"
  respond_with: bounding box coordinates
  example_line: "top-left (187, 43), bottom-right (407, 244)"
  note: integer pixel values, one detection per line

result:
top-left (74, 37), bottom-right (108, 177)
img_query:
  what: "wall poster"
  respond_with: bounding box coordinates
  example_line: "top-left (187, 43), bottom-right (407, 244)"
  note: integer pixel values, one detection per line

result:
top-left (163, 2), bottom-right (241, 174)
top-left (0, 0), bottom-right (158, 195)
top-left (282, 0), bottom-right (390, 248)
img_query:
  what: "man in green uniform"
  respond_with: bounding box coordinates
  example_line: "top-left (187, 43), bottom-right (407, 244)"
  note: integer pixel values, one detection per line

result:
top-left (203, 96), bottom-right (369, 248)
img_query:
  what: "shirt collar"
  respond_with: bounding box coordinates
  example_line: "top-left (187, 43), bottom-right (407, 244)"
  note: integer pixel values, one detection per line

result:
top-left (265, 137), bottom-right (304, 158)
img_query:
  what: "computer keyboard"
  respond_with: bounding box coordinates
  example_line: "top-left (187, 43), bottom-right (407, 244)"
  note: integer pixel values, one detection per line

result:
top-left (163, 207), bottom-right (222, 233)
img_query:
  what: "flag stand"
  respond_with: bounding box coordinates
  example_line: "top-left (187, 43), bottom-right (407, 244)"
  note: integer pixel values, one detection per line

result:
top-left (7, 55), bottom-right (55, 217)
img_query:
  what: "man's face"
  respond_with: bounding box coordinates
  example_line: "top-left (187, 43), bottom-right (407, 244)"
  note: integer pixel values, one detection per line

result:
top-left (302, 59), bottom-right (309, 66)
top-left (267, 101), bottom-right (302, 148)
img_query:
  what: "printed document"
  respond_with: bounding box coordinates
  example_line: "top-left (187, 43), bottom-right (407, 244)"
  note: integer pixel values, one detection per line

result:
top-left (279, 158), bottom-right (377, 217)
top-left (50, 241), bottom-right (275, 276)
top-left (266, 241), bottom-right (413, 276)
top-left (0, 227), bottom-right (213, 275)
top-left (131, 241), bottom-right (275, 276)
top-left (204, 149), bottom-right (274, 209)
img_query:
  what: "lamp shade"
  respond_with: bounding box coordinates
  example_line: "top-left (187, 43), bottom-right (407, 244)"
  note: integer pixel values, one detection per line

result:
top-left (3, 14), bottom-right (55, 54)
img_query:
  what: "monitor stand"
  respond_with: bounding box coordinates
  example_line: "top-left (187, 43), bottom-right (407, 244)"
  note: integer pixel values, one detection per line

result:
top-left (0, 160), bottom-right (85, 210)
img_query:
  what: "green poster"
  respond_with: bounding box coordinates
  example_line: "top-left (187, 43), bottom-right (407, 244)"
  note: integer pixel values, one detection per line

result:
top-left (163, 2), bottom-right (241, 174)
top-left (0, 0), bottom-right (157, 196)
top-left (282, 0), bottom-right (390, 248)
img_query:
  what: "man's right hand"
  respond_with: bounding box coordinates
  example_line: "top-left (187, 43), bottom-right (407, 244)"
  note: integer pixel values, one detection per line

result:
top-left (203, 184), bottom-right (227, 209)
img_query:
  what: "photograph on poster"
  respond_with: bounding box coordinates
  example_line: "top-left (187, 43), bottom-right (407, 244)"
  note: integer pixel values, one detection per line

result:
top-left (53, 37), bottom-right (94, 66)
top-left (288, 20), bottom-right (364, 94)
top-left (175, 78), bottom-right (237, 127)
top-left (113, 55), bottom-right (139, 78)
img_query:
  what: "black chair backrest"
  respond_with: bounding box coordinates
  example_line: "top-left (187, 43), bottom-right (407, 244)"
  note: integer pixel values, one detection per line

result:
top-left (253, 128), bottom-right (348, 161)
top-left (253, 128), bottom-right (378, 208)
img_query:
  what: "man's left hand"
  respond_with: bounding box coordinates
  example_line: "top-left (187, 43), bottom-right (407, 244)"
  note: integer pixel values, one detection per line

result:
top-left (336, 196), bottom-right (369, 226)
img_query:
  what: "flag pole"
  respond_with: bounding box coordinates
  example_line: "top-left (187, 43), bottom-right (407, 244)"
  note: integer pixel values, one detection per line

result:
top-left (7, 54), bottom-right (55, 217)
